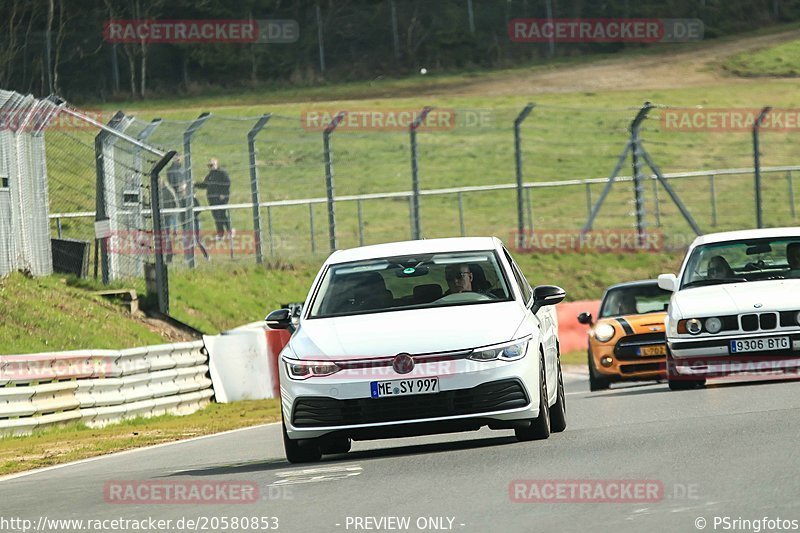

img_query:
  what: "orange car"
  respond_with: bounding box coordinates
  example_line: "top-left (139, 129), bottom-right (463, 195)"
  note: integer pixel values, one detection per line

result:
top-left (578, 280), bottom-right (671, 391)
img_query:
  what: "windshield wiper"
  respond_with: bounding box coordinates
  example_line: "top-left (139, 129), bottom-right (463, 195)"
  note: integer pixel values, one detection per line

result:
top-left (682, 277), bottom-right (748, 289)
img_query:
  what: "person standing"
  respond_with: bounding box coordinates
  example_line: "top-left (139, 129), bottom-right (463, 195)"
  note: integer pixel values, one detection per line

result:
top-left (195, 158), bottom-right (232, 239)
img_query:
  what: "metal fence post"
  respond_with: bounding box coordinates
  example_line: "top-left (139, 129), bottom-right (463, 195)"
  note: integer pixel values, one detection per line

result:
top-left (182, 112), bottom-right (211, 268)
top-left (323, 112), bottom-right (346, 253)
top-left (514, 103), bottom-right (534, 248)
top-left (753, 106), bottom-right (771, 229)
top-left (149, 151), bottom-right (176, 315)
top-left (133, 118), bottom-right (162, 278)
top-left (630, 103), bottom-right (653, 246)
top-left (652, 177), bottom-right (662, 227)
top-left (409, 106), bottom-right (432, 240)
top-left (585, 182), bottom-right (593, 217)
top-left (94, 111), bottom-right (126, 285)
top-left (247, 113), bottom-right (271, 264)
top-left (789, 170), bottom-right (796, 220)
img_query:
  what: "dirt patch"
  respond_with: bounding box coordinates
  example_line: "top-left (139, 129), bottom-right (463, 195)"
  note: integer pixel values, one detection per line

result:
top-left (138, 316), bottom-right (199, 342)
top-left (445, 29), bottom-right (800, 97)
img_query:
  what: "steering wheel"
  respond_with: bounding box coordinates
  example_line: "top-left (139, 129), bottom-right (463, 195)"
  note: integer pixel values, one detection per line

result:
top-left (435, 292), bottom-right (494, 303)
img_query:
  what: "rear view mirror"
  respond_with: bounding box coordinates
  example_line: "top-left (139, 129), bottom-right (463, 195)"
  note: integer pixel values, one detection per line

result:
top-left (577, 312), bottom-right (593, 325)
top-left (658, 273), bottom-right (678, 292)
top-left (531, 285), bottom-right (566, 314)
top-left (266, 308), bottom-right (292, 330)
top-left (746, 243), bottom-right (772, 255)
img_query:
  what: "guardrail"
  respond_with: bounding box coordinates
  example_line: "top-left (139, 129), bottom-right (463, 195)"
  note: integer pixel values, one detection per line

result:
top-left (0, 341), bottom-right (213, 436)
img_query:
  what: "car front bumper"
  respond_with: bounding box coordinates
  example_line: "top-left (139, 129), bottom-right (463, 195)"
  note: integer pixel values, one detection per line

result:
top-left (280, 355), bottom-right (541, 440)
top-left (668, 331), bottom-right (800, 377)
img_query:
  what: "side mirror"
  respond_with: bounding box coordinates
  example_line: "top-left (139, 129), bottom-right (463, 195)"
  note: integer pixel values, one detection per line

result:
top-left (657, 273), bottom-right (678, 292)
top-left (530, 285), bottom-right (566, 314)
top-left (265, 308), bottom-right (292, 330)
top-left (577, 312), bottom-right (593, 325)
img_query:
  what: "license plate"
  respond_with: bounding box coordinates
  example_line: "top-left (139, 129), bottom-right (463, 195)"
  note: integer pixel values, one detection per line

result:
top-left (370, 377), bottom-right (439, 399)
top-left (638, 344), bottom-right (667, 357)
top-left (730, 336), bottom-right (790, 353)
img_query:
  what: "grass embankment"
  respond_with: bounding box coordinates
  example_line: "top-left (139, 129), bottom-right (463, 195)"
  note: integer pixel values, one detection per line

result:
top-left (0, 273), bottom-right (164, 354)
top-left (0, 400), bottom-right (280, 476)
top-left (724, 39), bottom-right (800, 76)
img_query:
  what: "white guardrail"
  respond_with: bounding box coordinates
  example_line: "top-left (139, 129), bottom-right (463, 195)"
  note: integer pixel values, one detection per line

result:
top-left (0, 341), bottom-right (213, 436)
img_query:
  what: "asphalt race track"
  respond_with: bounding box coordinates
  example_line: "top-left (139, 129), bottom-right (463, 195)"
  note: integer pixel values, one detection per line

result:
top-left (2, 369), bottom-right (800, 533)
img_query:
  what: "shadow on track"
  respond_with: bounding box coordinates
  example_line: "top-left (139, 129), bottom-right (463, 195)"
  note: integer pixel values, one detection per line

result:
top-left (162, 435), bottom-right (517, 476)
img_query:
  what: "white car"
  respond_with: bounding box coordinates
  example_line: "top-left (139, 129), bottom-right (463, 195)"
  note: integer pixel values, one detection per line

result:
top-left (658, 227), bottom-right (800, 390)
top-left (266, 237), bottom-right (567, 463)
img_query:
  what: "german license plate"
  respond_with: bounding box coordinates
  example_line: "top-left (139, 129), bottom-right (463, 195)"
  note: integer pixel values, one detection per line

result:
top-left (370, 377), bottom-right (439, 399)
top-left (638, 344), bottom-right (667, 357)
top-left (730, 336), bottom-right (790, 353)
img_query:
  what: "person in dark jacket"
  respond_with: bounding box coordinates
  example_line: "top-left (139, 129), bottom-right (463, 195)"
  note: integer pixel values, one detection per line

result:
top-left (195, 158), bottom-right (232, 238)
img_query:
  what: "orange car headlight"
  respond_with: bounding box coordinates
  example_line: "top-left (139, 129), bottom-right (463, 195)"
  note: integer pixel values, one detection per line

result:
top-left (593, 323), bottom-right (615, 342)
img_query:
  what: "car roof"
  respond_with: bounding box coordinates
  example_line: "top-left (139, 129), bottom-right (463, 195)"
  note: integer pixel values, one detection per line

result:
top-left (326, 237), bottom-right (503, 264)
top-left (604, 279), bottom-right (659, 291)
top-left (689, 227), bottom-right (800, 247)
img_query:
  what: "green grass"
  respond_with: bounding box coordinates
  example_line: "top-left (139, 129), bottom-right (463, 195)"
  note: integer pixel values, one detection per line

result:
top-left (0, 273), bottom-right (165, 353)
top-left (169, 259), bottom-right (317, 333)
top-left (724, 39), bottom-right (800, 77)
top-left (0, 399), bottom-right (280, 476)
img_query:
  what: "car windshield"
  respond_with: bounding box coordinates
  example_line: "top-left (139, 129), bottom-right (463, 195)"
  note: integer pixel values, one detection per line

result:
top-left (599, 284), bottom-right (671, 317)
top-left (681, 236), bottom-right (800, 289)
top-left (308, 251), bottom-right (512, 318)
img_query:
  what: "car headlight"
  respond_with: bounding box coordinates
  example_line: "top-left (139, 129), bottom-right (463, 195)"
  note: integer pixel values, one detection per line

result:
top-left (593, 323), bottom-right (615, 343)
top-left (705, 317), bottom-right (722, 334)
top-left (469, 339), bottom-right (529, 362)
top-left (685, 318), bottom-right (702, 335)
top-left (283, 358), bottom-right (341, 380)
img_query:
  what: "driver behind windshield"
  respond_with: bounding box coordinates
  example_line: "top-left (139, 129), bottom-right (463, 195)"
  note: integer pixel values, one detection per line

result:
top-left (707, 255), bottom-right (735, 279)
top-left (786, 242), bottom-right (800, 278)
top-left (444, 264), bottom-right (473, 294)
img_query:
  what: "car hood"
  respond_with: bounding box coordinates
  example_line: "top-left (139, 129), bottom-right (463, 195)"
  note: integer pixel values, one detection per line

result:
top-left (673, 279), bottom-right (800, 317)
top-left (597, 312), bottom-right (666, 334)
top-left (288, 302), bottom-right (525, 359)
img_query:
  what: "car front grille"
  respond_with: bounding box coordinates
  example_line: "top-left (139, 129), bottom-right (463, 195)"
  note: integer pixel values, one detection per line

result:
top-left (740, 312), bottom-right (779, 332)
top-left (291, 378), bottom-right (529, 428)
top-left (614, 332), bottom-right (666, 360)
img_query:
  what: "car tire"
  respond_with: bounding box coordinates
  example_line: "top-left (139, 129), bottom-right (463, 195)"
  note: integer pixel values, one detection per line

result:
top-left (282, 421), bottom-right (322, 464)
top-left (515, 352), bottom-right (551, 442)
top-left (666, 347), bottom-right (706, 391)
top-left (588, 348), bottom-right (611, 391)
top-left (549, 354), bottom-right (567, 433)
top-left (320, 437), bottom-right (352, 455)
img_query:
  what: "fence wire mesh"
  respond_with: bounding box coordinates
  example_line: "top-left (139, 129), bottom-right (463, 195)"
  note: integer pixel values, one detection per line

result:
top-left (4, 89), bottom-right (799, 324)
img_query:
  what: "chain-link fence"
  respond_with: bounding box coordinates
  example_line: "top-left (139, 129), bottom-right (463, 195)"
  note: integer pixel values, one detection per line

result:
top-left (5, 88), bottom-right (800, 323)
top-left (43, 101), bottom-right (800, 262)
top-left (0, 90), bottom-right (57, 277)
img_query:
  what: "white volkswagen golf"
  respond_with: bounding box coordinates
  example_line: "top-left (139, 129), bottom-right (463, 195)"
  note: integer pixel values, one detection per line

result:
top-left (658, 227), bottom-right (800, 390)
top-left (266, 237), bottom-right (567, 463)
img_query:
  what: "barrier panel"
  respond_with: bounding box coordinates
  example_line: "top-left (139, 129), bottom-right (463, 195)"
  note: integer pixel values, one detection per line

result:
top-left (0, 341), bottom-right (212, 436)
top-left (205, 326), bottom-right (284, 403)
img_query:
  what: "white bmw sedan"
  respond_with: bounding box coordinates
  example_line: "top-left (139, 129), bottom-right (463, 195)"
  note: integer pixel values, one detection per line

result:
top-left (658, 228), bottom-right (800, 390)
top-left (266, 237), bottom-right (567, 463)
